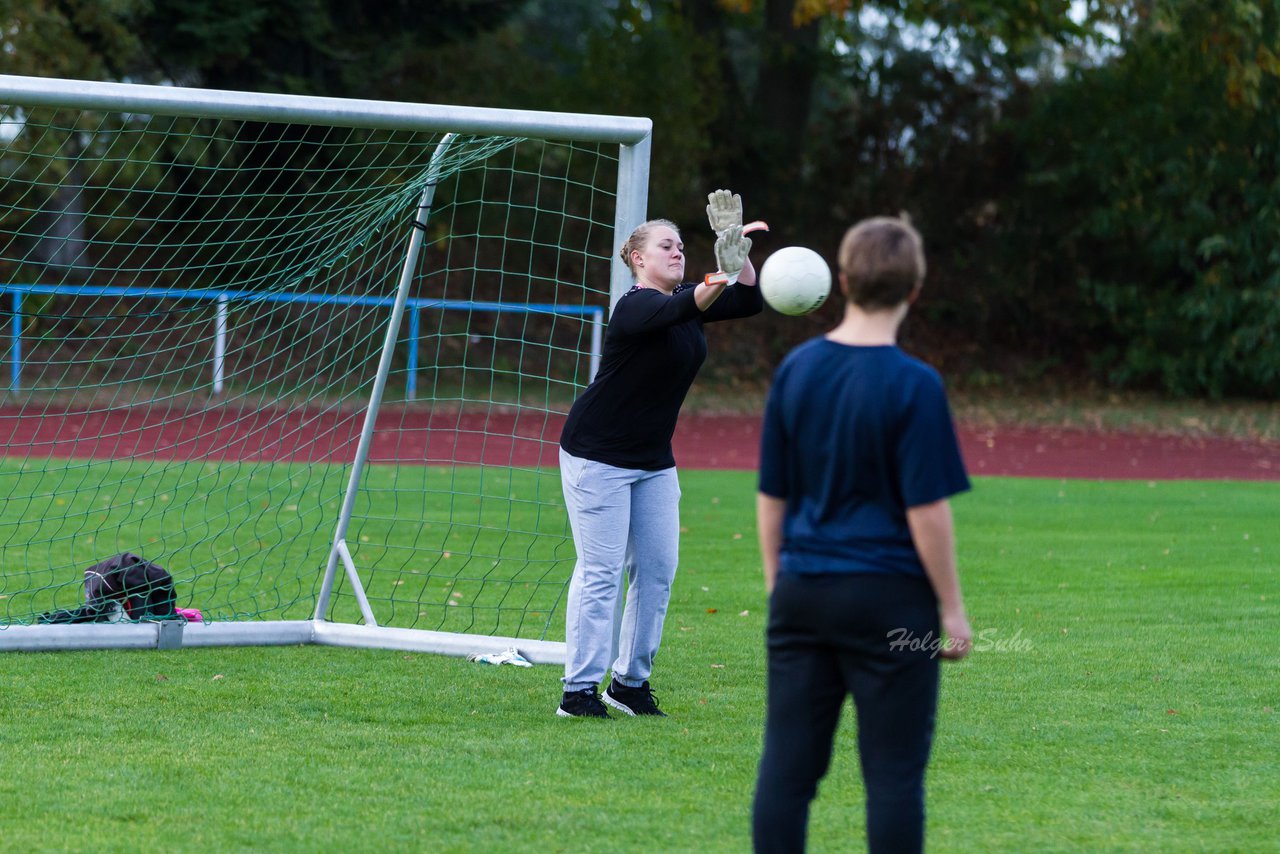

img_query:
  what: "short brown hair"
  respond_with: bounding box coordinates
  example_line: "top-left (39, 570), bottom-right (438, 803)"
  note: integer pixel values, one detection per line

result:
top-left (619, 218), bottom-right (680, 275)
top-left (837, 215), bottom-right (925, 309)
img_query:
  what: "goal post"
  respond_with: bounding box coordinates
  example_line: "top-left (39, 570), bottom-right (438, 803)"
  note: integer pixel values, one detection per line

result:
top-left (0, 74), bottom-right (652, 660)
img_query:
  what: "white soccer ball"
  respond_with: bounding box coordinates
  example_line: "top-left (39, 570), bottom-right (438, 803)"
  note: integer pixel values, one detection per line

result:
top-left (759, 246), bottom-right (831, 316)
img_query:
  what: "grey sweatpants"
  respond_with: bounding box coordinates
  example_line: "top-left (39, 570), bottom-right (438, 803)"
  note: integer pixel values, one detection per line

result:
top-left (559, 448), bottom-right (681, 692)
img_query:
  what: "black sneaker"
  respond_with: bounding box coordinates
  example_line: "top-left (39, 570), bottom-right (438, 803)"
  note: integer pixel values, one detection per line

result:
top-left (557, 686), bottom-right (610, 718)
top-left (604, 679), bottom-right (667, 717)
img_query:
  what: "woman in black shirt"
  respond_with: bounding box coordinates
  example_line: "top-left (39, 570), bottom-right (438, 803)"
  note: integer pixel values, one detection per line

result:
top-left (556, 191), bottom-right (763, 718)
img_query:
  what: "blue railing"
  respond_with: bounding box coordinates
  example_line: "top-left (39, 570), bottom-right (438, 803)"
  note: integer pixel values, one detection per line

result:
top-left (3, 284), bottom-right (605, 400)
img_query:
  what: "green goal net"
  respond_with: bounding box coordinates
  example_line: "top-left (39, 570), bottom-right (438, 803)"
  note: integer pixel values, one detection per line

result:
top-left (0, 75), bottom-right (651, 659)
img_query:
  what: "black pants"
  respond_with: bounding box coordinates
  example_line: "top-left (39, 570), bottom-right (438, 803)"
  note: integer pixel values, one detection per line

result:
top-left (753, 572), bottom-right (940, 854)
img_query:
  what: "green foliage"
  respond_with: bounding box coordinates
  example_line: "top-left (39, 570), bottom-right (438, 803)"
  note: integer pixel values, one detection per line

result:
top-left (0, 0), bottom-right (526, 96)
top-left (130, 0), bottom-right (527, 94)
top-left (7, 0), bottom-right (1280, 398)
top-left (0, 0), bottom-right (148, 78)
top-left (523, 2), bottom-right (714, 221)
top-left (805, 42), bottom-right (1026, 353)
top-left (1010, 0), bottom-right (1280, 396)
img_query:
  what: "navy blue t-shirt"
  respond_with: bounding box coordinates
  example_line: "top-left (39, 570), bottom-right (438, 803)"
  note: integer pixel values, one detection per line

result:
top-left (758, 339), bottom-right (970, 577)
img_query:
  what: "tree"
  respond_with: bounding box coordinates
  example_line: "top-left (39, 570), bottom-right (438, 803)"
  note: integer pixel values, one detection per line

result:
top-left (1009, 0), bottom-right (1280, 396)
top-left (648, 1), bottom-right (1095, 222)
top-left (0, 0), bottom-right (527, 97)
top-left (0, 0), bottom-right (148, 79)
top-left (131, 0), bottom-right (527, 96)
top-left (12, 0), bottom-right (1278, 396)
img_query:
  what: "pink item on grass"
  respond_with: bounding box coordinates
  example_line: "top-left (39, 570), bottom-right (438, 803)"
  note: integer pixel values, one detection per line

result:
top-left (175, 607), bottom-right (203, 622)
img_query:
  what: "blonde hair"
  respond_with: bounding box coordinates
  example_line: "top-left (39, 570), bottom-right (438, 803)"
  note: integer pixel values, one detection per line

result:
top-left (837, 214), bottom-right (925, 309)
top-left (619, 219), bottom-right (681, 276)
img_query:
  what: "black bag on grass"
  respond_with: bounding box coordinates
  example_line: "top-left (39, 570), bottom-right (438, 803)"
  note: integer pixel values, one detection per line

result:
top-left (38, 553), bottom-right (176, 624)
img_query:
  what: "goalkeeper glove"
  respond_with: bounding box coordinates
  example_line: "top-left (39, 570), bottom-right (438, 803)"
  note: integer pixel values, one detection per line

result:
top-left (713, 226), bottom-right (752, 285)
top-left (706, 189), bottom-right (743, 234)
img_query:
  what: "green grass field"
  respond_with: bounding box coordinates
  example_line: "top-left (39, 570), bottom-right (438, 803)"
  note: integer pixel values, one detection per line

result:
top-left (1, 472), bottom-right (1276, 852)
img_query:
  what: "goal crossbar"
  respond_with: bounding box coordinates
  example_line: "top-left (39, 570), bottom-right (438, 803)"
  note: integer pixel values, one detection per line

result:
top-left (0, 74), bottom-right (652, 143)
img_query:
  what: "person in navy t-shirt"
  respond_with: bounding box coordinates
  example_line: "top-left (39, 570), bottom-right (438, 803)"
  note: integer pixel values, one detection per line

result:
top-left (753, 215), bottom-right (972, 854)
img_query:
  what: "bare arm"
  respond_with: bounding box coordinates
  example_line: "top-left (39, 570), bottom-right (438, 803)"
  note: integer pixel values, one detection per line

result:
top-left (906, 498), bottom-right (971, 660)
top-left (757, 492), bottom-right (785, 595)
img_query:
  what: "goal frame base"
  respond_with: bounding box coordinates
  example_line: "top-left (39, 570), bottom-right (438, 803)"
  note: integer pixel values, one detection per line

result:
top-left (0, 621), bottom-right (567, 663)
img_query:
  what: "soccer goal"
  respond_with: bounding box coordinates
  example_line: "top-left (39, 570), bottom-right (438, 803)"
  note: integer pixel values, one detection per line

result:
top-left (0, 74), bottom-right (652, 661)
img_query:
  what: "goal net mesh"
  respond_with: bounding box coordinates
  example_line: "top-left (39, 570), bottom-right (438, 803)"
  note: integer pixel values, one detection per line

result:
top-left (0, 95), bottom-right (619, 644)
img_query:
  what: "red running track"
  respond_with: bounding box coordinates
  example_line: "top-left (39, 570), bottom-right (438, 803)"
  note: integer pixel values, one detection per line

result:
top-left (1, 406), bottom-right (1277, 480)
top-left (670, 415), bottom-right (1280, 481)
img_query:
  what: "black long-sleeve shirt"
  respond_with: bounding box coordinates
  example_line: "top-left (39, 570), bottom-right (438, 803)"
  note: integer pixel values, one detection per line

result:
top-left (560, 281), bottom-right (763, 470)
